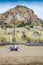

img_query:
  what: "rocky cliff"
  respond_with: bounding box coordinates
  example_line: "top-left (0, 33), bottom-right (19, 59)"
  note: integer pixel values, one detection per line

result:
top-left (0, 5), bottom-right (41, 26)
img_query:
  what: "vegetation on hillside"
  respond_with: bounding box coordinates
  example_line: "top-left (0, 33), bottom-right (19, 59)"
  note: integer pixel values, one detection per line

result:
top-left (0, 21), bottom-right (43, 43)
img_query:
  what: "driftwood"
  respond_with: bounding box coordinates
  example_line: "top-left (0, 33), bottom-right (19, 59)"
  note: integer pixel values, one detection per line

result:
top-left (0, 42), bottom-right (43, 46)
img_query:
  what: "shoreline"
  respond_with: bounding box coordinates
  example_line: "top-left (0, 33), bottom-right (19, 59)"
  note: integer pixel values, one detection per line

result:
top-left (0, 45), bottom-right (43, 65)
top-left (0, 42), bottom-right (43, 46)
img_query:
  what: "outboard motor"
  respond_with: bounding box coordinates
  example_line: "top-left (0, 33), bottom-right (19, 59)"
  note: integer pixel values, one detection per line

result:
top-left (8, 45), bottom-right (19, 51)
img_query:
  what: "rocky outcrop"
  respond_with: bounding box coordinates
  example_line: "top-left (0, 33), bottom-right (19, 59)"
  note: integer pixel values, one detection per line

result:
top-left (0, 5), bottom-right (41, 25)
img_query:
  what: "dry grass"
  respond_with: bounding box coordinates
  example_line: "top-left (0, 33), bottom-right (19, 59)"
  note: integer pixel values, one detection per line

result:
top-left (0, 45), bottom-right (43, 65)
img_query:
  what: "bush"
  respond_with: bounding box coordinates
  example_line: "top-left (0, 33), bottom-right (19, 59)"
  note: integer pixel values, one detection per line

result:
top-left (29, 24), bottom-right (33, 28)
top-left (5, 35), bottom-right (13, 42)
top-left (39, 35), bottom-right (43, 43)
top-left (12, 35), bottom-right (16, 42)
top-left (15, 33), bottom-right (23, 42)
top-left (6, 28), bottom-right (12, 34)
top-left (17, 22), bottom-right (26, 27)
top-left (25, 25), bottom-right (30, 30)
top-left (1, 22), bottom-right (14, 28)
top-left (17, 22), bottom-right (30, 28)
top-left (0, 36), bottom-right (6, 42)
top-left (25, 31), bottom-right (32, 42)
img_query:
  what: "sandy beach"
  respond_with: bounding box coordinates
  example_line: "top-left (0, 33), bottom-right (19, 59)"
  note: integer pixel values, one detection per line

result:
top-left (0, 45), bottom-right (43, 65)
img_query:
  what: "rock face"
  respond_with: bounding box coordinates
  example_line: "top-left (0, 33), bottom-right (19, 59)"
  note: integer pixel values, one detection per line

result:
top-left (0, 5), bottom-right (41, 25)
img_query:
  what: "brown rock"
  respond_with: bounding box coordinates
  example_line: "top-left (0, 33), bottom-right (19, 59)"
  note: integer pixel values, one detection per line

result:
top-left (0, 5), bottom-right (41, 26)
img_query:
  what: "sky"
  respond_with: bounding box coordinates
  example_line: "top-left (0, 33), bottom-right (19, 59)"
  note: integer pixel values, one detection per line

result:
top-left (0, 0), bottom-right (43, 20)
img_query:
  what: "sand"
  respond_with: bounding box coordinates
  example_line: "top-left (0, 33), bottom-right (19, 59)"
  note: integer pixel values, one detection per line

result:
top-left (0, 45), bottom-right (43, 65)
